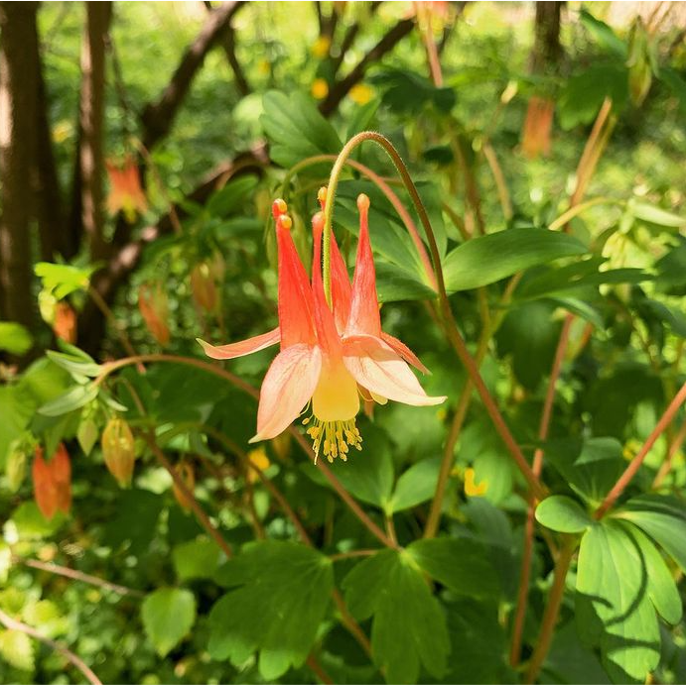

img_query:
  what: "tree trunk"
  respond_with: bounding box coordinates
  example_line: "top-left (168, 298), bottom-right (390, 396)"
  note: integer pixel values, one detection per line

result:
top-left (34, 38), bottom-right (68, 261)
top-left (0, 2), bottom-right (39, 331)
top-left (530, 1), bottom-right (564, 74)
top-left (78, 2), bottom-right (112, 262)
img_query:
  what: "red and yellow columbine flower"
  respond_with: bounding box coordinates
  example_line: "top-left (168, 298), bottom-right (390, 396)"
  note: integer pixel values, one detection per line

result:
top-left (199, 195), bottom-right (445, 462)
top-left (106, 157), bottom-right (148, 223)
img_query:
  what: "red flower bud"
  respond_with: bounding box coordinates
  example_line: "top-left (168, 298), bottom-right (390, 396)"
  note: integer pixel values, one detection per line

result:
top-left (190, 263), bottom-right (217, 313)
top-left (102, 417), bottom-right (136, 487)
top-left (138, 283), bottom-right (170, 346)
top-left (53, 302), bottom-right (77, 344)
top-left (32, 444), bottom-right (71, 519)
top-left (172, 462), bottom-right (195, 511)
top-left (52, 443), bottom-right (72, 515)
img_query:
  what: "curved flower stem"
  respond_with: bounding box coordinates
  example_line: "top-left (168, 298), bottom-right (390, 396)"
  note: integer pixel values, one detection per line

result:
top-left (0, 607), bottom-right (102, 685)
top-left (306, 654), bottom-right (334, 685)
top-left (595, 379), bottom-right (686, 519)
top-left (524, 537), bottom-right (576, 684)
top-left (510, 313), bottom-right (574, 667)
top-left (482, 142), bottom-right (513, 222)
top-left (95, 354), bottom-right (395, 549)
top-left (652, 416), bottom-right (686, 489)
top-left (282, 153), bottom-right (436, 289)
top-left (322, 132), bottom-right (544, 498)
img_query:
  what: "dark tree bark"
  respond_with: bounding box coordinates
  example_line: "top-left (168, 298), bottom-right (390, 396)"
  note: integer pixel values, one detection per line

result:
top-left (530, 1), bottom-right (564, 74)
top-left (78, 2), bottom-right (112, 262)
top-left (34, 42), bottom-right (68, 261)
top-left (319, 18), bottom-right (414, 116)
top-left (0, 2), bottom-right (39, 331)
top-left (141, 1), bottom-right (241, 149)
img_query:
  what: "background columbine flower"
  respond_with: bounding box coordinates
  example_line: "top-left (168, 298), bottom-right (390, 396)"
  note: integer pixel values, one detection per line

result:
top-left (199, 196), bottom-right (445, 461)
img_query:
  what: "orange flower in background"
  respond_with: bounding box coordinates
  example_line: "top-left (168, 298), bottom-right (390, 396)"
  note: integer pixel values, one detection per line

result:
top-left (106, 156), bottom-right (148, 223)
top-left (33, 444), bottom-right (72, 519)
top-left (311, 78), bottom-right (329, 100)
top-left (53, 301), bottom-right (77, 344)
top-left (172, 461), bottom-right (196, 511)
top-left (190, 262), bottom-right (218, 313)
top-left (138, 283), bottom-right (170, 346)
top-left (521, 96), bottom-right (555, 159)
top-left (199, 196), bottom-right (445, 462)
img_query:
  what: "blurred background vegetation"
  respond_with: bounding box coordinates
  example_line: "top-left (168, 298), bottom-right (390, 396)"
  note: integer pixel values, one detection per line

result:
top-left (1, 2), bottom-right (686, 684)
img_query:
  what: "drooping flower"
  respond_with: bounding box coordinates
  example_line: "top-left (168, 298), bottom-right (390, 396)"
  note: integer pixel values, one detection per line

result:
top-left (102, 416), bottom-right (136, 487)
top-left (106, 156), bottom-right (148, 223)
top-left (198, 196), bottom-right (445, 462)
top-left (32, 444), bottom-right (72, 519)
top-left (53, 301), bottom-right (77, 344)
top-left (138, 283), bottom-right (171, 346)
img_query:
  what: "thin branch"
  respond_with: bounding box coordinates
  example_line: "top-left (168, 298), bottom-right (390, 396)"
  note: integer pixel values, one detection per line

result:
top-left (595, 380), bottom-right (686, 518)
top-left (141, 1), bottom-right (241, 149)
top-left (510, 313), bottom-right (574, 666)
top-left (0, 607), bottom-right (102, 685)
top-left (652, 415), bottom-right (686, 488)
top-left (319, 18), bottom-right (414, 116)
top-left (330, 2), bottom-right (383, 76)
top-left (15, 557), bottom-right (144, 598)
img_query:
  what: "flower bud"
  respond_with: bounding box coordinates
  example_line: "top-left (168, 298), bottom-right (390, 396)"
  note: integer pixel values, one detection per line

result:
top-left (53, 302), bottom-right (77, 344)
top-left (52, 443), bottom-right (72, 515)
top-left (33, 447), bottom-right (58, 520)
top-left (138, 283), bottom-right (170, 346)
top-left (102, 417), bottom-right (136, 487)
top-left (172, 462), bottom-right (195, 511)
top-left (6, 444), bottom-right (28, 493)
top-left (190, 263), bottom-right (217, 313)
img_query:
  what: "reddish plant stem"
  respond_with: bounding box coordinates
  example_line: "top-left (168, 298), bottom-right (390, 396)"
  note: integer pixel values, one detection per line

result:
top-left (97, 354), bottom-right (396, 549)
top-left (0, 607), bottom-right (102, 685)
top-left (510, 313), bottom-right (574, 667)
top-left (15, 557), bottom-right (144, 598)
top-left (306, 654), bottom-right (334, 685)
top-left (595, 380), bottom-right (686, 519)
top-left (652, 416), bottom-right (686, 489)
top-left (524, 539), bottom-right (576, 684)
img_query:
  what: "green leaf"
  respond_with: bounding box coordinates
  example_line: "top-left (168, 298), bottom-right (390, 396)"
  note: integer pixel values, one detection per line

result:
top-left (0, 630), bottom-right (34, 671)
top-left (619, 522), bottom-right (682, 625)
top-left (34, 262), bottom-right (95, 299)
top-left (376, 261), bottom-right (437, 303)
top-left (576, 520), bottom-right (660, 683)
top-left (388, 457), bottom-right (441, 513)
top-left (630, 201), bottom-right (685, 229)
top-left (545, 437), bottom-right (625, 506)
top-left (546, 622), bottom-right (611, 684)
top-left (443, 229), bottom-right (587, 292)
top-left (370, 68), bottom-right (456, 115)
top-left (261, 90), bottom-right (341, 168)
top-left (616, 494), bottom-right (686, 572)
top-left (536, 495), bottom-right (593, 533)
top-left (142, 588), bottom-right (196, 657)
top-left (209, 541), bottom-right (333, 680)
top-left (173, 537), bottom-right (223, 581)
top-left (407, 537), bottom-right (499, 600)
top-left (579, 10), bottom-right (627, 58)
top-left (10, 502), bottom-right (66, 539)
top-left (38, 383), bottom-right (99, 417)
top-left (46, 350), bottom-right (102, 378)
top-left (23, 600), bottom-right (69, 638)
top-left (0, 386), bottom-right (33, 470)
top-left (206, 175), bottom-right (259, 218)
top-left (558, 64), bottom-right (628, 130)
top-left (326, 425), bottom-right (394, 509)
top-left (343, 549), bottom-right (450, 684)
top-left (0, 322), bottom-right (33, 355)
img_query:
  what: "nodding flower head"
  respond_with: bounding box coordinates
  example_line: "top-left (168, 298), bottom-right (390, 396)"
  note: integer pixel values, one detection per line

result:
top-left (198, 193), bottom-right (445, 463)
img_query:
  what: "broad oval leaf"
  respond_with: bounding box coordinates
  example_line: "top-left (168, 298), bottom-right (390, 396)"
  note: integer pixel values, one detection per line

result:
top-left (442, 229), bottom-right (587, 292)
top-left (38, 383), bottom-right (99, 417)
top-left (536, 495), bottom-right (593, 533)
top-left (141, 587), bottom-right (196, 657)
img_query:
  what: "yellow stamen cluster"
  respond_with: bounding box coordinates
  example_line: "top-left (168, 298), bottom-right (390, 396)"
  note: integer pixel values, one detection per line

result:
top-left (302, 416), bottom-right (362, 463)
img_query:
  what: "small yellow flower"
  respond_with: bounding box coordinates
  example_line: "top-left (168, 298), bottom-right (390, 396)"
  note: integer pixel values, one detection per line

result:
top-left (247, 446), bottom-right (271, 483)
top-left (311, 35), bottom-right (331, 59)
top-left (464, 467), bottom-right (488, 496)
top-left (311, 78), bottom-right (329, 100)
top-left (349, 83), bottom-right (374, 105)
top-left (257, 58), bottom-right (271, 76)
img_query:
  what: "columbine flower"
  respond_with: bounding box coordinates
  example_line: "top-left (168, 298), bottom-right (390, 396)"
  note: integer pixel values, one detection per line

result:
top-left (199, 196), bottom-right (445, 462)
top-left (106, 156), bottom-right (148, 223)
top-left (33, 444), bottom-right (71, 519)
